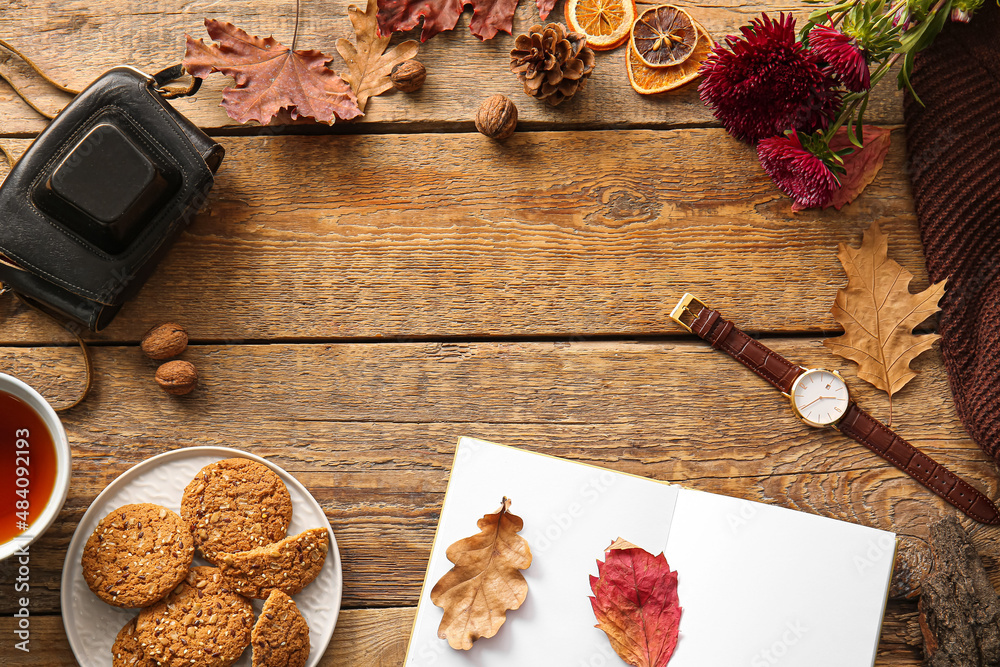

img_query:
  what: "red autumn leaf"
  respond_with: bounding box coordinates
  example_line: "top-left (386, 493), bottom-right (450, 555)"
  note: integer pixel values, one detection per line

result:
top-left (537, 0), bottom-right (556, 19)
top-left (792, 126), bottom-right (892, 211)
top-left (590, 538), bottom-right (682, 667)
top-left (376, 0), bottom-right (519, 41)
top-left (184, 19), bottom-right (362, 125)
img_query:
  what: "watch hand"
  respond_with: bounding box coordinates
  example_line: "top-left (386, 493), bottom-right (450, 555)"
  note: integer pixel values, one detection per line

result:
top-left (800, 395), bottom-right (840, 410)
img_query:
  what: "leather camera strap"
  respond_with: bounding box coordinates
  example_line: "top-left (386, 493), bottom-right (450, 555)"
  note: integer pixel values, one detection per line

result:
top-left (0, 38), bottom-right (79, 120)
top-left (152, 64), bottom-right (202, 99)
top-left (683, 300), bottom-right (1000, 525)
top-left (0, 283), bottom-right (94, 413)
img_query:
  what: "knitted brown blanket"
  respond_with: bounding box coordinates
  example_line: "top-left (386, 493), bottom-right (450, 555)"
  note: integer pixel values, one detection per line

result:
top-left (904, 2), bottom-right (1000, 465)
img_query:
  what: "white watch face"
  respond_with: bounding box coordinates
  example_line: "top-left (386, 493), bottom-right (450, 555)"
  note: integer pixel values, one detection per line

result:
top-left (791, 369), bottom-right (850, 427)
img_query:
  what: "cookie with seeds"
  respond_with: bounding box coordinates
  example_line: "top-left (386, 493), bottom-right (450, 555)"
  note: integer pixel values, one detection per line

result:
top-left (82, 503), bottom-right (195, 608)
top-left (217, 528), bottom-right (329, 599)
top-left (251, 590), bottom-right (311, 667)
top-left (112, 617), bottom-right (156, 667)
top-left (181, 457), bottom-right (293, 564)
top-left (135, 566), bottom-right (254, 667)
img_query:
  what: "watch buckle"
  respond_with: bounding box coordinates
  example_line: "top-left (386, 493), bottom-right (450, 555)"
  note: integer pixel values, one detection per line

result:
top-left (669, 293), bottom-right (709, 333)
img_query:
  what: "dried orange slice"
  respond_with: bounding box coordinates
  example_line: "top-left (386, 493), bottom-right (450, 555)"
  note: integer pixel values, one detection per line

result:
top-left (626, 21), bottom-right (713, 95)
top-left (565, 0), bottom-right (638, 51)
top-left (631, 4), bottom-right (699, 68)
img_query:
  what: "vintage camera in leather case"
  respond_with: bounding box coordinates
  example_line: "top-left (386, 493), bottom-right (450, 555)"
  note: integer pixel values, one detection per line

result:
top-left (0, 66), bottom-right (224, 331)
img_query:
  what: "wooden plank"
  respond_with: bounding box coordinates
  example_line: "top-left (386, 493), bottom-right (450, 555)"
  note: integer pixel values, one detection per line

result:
top-left (1, 340), bottom-right (995, 613)
top-left (0, 128), bottom-right (922, 344)
top-left (0, 604), bottom-right (923, 665)
top-left (0, 0), bottom-right (905, 135)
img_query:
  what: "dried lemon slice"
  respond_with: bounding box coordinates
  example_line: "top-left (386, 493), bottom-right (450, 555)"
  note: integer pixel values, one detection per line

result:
top-left (565, 0), bottom-right (638, 51)
top-left (631, 4), bottom-right (699, 68)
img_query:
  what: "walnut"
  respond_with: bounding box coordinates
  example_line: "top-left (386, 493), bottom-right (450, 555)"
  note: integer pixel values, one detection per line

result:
top-left (156, 360), bottom-right (199, 396)
top-left (390, 60), bottom-right (426, 93)
top-left (476, 95), bottom-right (518, 140)
top-left (141, 323), bottom-right (189, 360)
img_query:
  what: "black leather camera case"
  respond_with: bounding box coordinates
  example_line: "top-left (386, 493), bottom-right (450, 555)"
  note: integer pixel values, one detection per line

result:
top-left (0, 67), bottom-right (223, 330)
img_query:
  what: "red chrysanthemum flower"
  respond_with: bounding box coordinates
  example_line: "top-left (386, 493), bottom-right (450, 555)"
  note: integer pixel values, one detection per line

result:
top-left (699, 13), bottom-right (841, 143)
top-left (809, 25), bottom-right (870, 92)
top-left (757, 132), bottom-right (841, 208)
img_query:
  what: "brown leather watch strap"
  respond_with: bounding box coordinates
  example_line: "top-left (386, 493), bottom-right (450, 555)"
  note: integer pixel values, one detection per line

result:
top-left (672, 293), bottom-right (1000, 525)
top-left (838, 402), bottom-right (1000, 525)
top-left (689, 306), bottom-right (804, 394)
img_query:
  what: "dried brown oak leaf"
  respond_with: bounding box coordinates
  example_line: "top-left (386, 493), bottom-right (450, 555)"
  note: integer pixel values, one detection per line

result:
top-left (824, 221), bottom-right (946, 422)
top-left (377, 0), bottom-right (520, 42)
top-left (430, 497), bottom-right (531, 650)
top-left (336, 0), bottom-right (419, 112)
top-left (184, 19), bottom-right (362, 125)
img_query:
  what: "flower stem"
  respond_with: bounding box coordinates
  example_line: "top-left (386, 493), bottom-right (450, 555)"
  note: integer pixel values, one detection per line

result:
top-left (824, 98), bottom-right (861, 141)
top-left (818, 0), bottom-right (953, 150)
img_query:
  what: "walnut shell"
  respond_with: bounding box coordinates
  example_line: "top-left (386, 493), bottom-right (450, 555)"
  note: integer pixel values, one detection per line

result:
top-left (390, 60), bottom-right (426, 93)
top-left (141, 323), bottom-right (189, 360)
top-left (476, 95), bottom-right (518, 140)
top-left (156, 360), bottom-right (198, 396)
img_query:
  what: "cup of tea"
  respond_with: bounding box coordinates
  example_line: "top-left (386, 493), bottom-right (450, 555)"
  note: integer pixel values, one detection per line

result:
top-left (0, 372), bottom-right (72, 561)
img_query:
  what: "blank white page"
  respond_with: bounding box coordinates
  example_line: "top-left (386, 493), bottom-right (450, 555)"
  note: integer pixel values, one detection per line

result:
top-left (667, 488), bottom-right (894, 667)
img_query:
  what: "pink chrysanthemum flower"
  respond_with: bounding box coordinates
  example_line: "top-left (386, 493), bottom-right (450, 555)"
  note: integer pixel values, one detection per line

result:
top-left (809, 25), bottom-right (870, 92)
top-left (699, 13), bottom-right (841, 143)
top-left (757, 132), bottom-right (842, 208)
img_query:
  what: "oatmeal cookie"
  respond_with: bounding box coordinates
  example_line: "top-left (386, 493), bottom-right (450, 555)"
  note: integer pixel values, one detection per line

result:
top-left (217, 528), bottom-right (329, 599)
top-left (135, 566), bottom-right (254, 667)
top-left (112, 617), bottom-right (156, 667)
top-left (82, 503), bottom-right (194, 608)
top-left (251, 590), bottom-right (310, 667)
top-left (181, 458), bottom-right (293, 563)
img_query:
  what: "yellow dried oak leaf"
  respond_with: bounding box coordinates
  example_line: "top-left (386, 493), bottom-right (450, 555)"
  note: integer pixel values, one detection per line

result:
top-left (336, 0), bottom-right (419, 112)
top-left (430, 496), bottom-right (531, 650)
top-left (824, 221), bottom-right (946, 411)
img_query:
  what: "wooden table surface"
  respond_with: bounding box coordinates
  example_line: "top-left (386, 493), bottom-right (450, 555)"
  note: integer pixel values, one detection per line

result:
top-left (1, 0), bottom-right (997, 665)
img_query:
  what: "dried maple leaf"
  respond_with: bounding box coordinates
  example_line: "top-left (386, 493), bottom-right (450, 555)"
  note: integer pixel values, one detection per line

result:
top-left (336, 0), bottom-right (419, 111)
top-left (824, 221), bottom-right (946, 423)
top-left (793, 126), bottom-right (892, 212)
top-left (376, 0), bottom-right (520, 41)
top-left (184, 19), bottom-right (362, 125)
top-left (430, 497), bottom-right (531, 650)
top-left (590, 538), bottom-right (681, 667)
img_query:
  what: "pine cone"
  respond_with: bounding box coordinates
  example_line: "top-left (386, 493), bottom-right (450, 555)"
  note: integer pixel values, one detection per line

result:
top-left (510, 23), bottom-right (596, 107)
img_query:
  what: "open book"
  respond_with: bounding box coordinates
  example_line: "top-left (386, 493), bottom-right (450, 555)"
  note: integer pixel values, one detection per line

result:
top-left (405, 437), bottom-right (895, 667)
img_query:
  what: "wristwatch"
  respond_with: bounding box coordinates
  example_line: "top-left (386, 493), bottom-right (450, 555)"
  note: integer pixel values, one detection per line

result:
top-left (669, 293), bottom-right (1000, 525)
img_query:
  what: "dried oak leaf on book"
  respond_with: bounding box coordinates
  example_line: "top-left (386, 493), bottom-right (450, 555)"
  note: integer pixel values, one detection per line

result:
top-left (376, 0), bottom-right (520, 42)
top-left (824, 221), bottom-right (946, 422)
top-left (590, 538), bottom-right (681, 667)
top-left (336, 0), bottom-right (419, 111)
top-left (430, 497), bottom-right (531, 650)
top-left (184, 19), bottom-right (362, 125)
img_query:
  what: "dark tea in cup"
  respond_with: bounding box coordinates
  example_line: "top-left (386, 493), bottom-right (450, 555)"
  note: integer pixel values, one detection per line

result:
top-left (1, 390), bottom-right (59, 543)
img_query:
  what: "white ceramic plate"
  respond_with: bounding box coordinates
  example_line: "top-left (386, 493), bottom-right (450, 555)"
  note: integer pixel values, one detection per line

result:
top-left (61, 446), bottom-right (342, 667)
